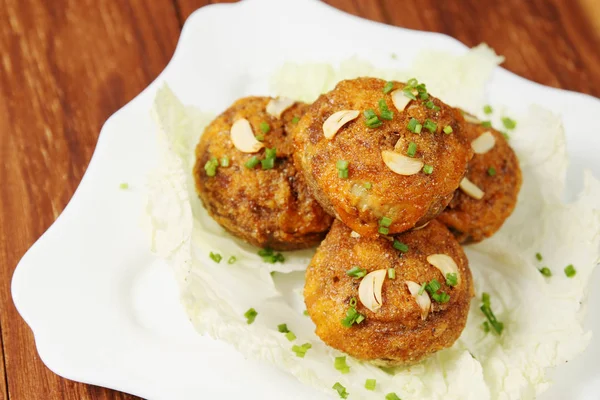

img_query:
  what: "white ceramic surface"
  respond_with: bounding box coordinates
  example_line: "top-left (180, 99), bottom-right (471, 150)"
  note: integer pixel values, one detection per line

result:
top-left (11, 0), bottom-right (600, 399)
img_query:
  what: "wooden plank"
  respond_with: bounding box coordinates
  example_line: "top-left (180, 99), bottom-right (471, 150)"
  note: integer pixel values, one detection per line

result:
top-left (323, 0), bottom-right (600, 97)
top-left (0, 0), bottom-right (181, 398)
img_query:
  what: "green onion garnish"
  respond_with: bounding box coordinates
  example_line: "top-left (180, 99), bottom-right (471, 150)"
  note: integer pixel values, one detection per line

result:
top-left (336, 160), bottom-right (349, 179)
top-left (383, 81), bottom-right (394, 94)
top-left (393, 240), bottom-right (409, 253)
top-left (482, 321), bottom-right (491, 333)
top-left (407, 118), bottom-right (420, 133)
top-left (407, 142), bottom-right (417, 157)
top-left (484, 105), bottom-right (493, 114)
top-left (432, 292), bottom-right (450, 303)
top-left (422, 164), bottom-right (434, 174)
top-left (261, 157), bottom-right (275, 170)
top-left (245, 156), bottom-right (260, 169)
top-left (378, 99), bottom-right (394, 120)
top-left (350, 297), bottom-right (357, 307)
top-left (426, 279), bottom-right (450, 303)
top-left (364, 181), bottom-right (372, 189)
top-left (406, 78), bottom-right (418, 87)
top-left (204, 157), bottom-right (219, 176)
top-left (334, 356), bottom-right (350, 374)
top-left (539, 267), bottom-right (552, 277)
top-left (481, 121), bottom-right (492, 128)
top-left (285, 331), bottom-right (296, 341)
top-left (535, 252), bottom-right (543, 261)
top-left (278, 323), bottom-right (289, 333)
top-left (260, 122), bottom-right (271, 133)
top-left (443, 125), bottom-right (453, 134)
top-left (480, 293), bottom-right (503, 335)
top-left (119, 182), bottom-right (129, 189)
top-left (380, 216), bottom-right (393, 227)
top-left (292, 116), bottom-right (300, 124)
top-left (303, 310), bottom-right (309, 316)
top-left (446, 273), bottom-right (458, 287)
top-left (364, 109), bottom-right (383, 128)
top-left (292, 343), bottom-right (312, 358)
top-left (403, 88), bottom-right (417, 100)
top-left (388, 268), bottom-right (396, 279)
top-left (365, 379), bottom-right (376, 391)
top-left (227, 256), bottom-right (237, 264)
top-left (502, 117), bottom-right (517, 130)
top-left (265, 147), bottom-right (276, 159)
top-left (487, 167), bottom-right (496, 176)
top-left (209, 252), bottom-right (222, 263)
top-left (255, 134), bottom-right (265, 142)
top-left (244, 308), bottom-right (257, 324)
top-left (346, 266), bottom-right (367, 278)
top-left (386, 393), bottom-right (402, 400)
top-left (425, 100), bottom-right (436, 109)
top-left (423, 119), bottom-right (437, 133)
top-left (564, 264), bottom-right (576, 278)
top-left (332, 382), bottom-right (349, 399)
top-left (378, 227), bottom-right (389, 235)
top-left (341, 298), bottom-right (365, 327)
top-left (220, 156), bottom-right (230, 167)
top-left (418, 282), bottom-right (427, 295)
top-left (258, 248), bottom-right (285, 263)
top-left (426, 279), bottom-right (442, 294)
top-left (415, 123), bottom-right (423, 134)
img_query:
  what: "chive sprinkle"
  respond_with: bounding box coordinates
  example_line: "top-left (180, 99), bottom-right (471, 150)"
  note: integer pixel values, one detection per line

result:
top-left (336, 160), bottom-right (349, 179)
top-left (364, 109), bottom-right (383, 128)
top-left (386, 393), bottom-right (402, 400)
top-left (423, 119), bottom-right (437, 133)
top-left (278, 323), bottom-right (289, 333)
top-left (341, 298), bottom-right (365, 327)
top-left (432, 291), bottom-right (450, 303)
top-left (422, 164), bottom-right (434, 174)
top-left (393, 240), bottom-right (409, 253)
top-left (481, 121), bottom-right (492, 128)
top-left (383, 81), bottom-right (394, 94)
top-left (502, 117), bottom-right (517, 130)
top-left (285, 331), bottom-right (296, 341)
top-left (484, 105), bottom-right (493, 114)
top-left (482, 321), bottom-right (491, 333)
top-left (480, 293), bottom-right (504, 335)
top-left (535, 252), bottom-right (543, 261)
top-left (539, 267), bottom-right (552, 277)
top-left (245, 156), bottom-right (260, 169)
top-left (415, 123), bottom-right (423, 134)
top-left (446, 273), bottom-right (458, 287)
top-left (378, 99), bottom-right (394, 120)
top-left (292, 116), bottom-right (300, 124)
top-left (482, 292), bottom-right (490, 307)
top-left (119, 182), bottom-right (129, 189)
top-left (220, 156), bottom-right (230, 167)
top-left (332, 382), bottom-right (349, 399)
top-left (407, 141), bottom-right (417, 157)
top-left (364, 181), bottom-right (372, 189)
top-left (346, 266), bottom-right (367, 278)
top-left (443, 125), bottom-right (453, 134)
top-left (407, 117), bottom-right (419, 132)
top-left (258, 248), bottom-right (285, 263)
top-left (303, 310), bottom-right (309, 316)
top-left (365, 379), bottom-right (377, 391)
top-left (403, 88), bottom-right (417, 100)
top-left (564, 264), bottom-right (576, 278)
top-left (378, 227), bottom-right (389, 235)
top-left (334, 356), bottom-right (350, 374)
top-left (255, 134), bottom-right (265, 142)
top-left (209, 252), bottom-right (222, 263)
top-left (388, 268), bottom-right (396, 279)
top-left (244, 308), bottom-right (257, 324)
top-left (261, 147), bottom-right (277, 170)
top-left (418, 282), bottom-right (427, 295)
top-left (204, 157), bottom-right (219, 176)
top-left (292, 343), bottom-right (312, 358)
top-left (380, 216), bottom-right (393, 227)
top-left (260, 122), bottom-right (271, 133)
top-left (227, 255), bottom-right (237, 264)
top-left (487, 167), bottom-right (496, 176)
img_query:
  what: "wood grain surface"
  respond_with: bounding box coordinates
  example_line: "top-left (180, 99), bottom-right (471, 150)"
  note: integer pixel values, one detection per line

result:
top-left (0, 0), bottom-right (598, 399)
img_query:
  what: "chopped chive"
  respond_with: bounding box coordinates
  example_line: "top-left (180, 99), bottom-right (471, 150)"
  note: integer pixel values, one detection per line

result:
top-left (346, 266), bottom-right (367, 278)
top-left (388, 268), bottom-right (396, 279)
top-left (378, 227), bottom-right (390, 235)
top-left (364, 181), bottom-right (372, 189)
top-left (258, 248), bottom-right (285, 263)
top-left (502, 117), bottom-right (517, 130)
top-left (407, 117), bottom-right (420, 133)
top-left (204, 157), bottom-right (219, 176)
top-left (422, 164), bottom-right (434, 174)
top-left (349, 297), bottom-right (357, 307)
top-left (338, 169), bottom-right (348, 179)
top-left (220, 156), bottom-right (230, 167)
top-left (255, 134), bottom-right (265, 142)
top-left (443, 125), bottom-right (453, 134)
top-left (332, 382), bottom-right (349, 399)
top-left (564, 264), bottom-right (576, 278)
top-left (365, 379), bottom-right (377, 391)
top-left (278, 323), bottom-right (289, 333)
top-left (265, 147), bottom-right (277, 159)
top-left (383, 81), bottom-right (394, 94)
top-left (483, 105), bottom-right (493, 114)
top-left (425, 279), bottom-right (441, 294)
top-left (285, 331), bottom-right (296, 341)
top-left (209, 252), bottom-right (222, 263)
top-left (364, 109), bottom-right (377, 119)
top-left (407, 141), bottom-right (417, 157)
top-left (380, 216), bottom-right (393, 227)
top-left (292, 116), bottom-right (300, 124)
top-left (480, 293), bottom-right (503, 335)
top-left (341, 299), bottom-right (365, 327)
top-left (482, 292), bottom-right (490, 308)
top-left (334, 356), bottom-right (350, 374)
top-left (227, 255), bottom-right (237, 264)
top-left (535, 252), bottom-right (543, 261)
top-left (403, 88), bottom-right (417, 100)
top-left (482, 321), bottom-right (491, 333)
top-left (423, 119), bottom-right (437, 133)
top-left (364, 109), bottom-right (382, 128)
top-left (446, 273), bottom-right (458, 287)
top-left (292, 342), bottom-right (312, 358)
top-left (432, 291), bottom-right (450, 303)
top-left (244, 308), bottom-right (257, 324)
top-left (386, 393), bottom-right (402, 400)
top-left (260, 122), bottom-right (271, 133)
top-left (425, 100), bottom-right (436, 109)
top-left (119, 182), bottom-right (129, 189)
top-left (487, 167), bottom-right (496, 176)
top-left (355, 314), bottom-right (365, 324)
top-left (336, 160), bottom-right (349, 169)
top-left (502, 132), bottom-right (510, 140)
top-left (393, 240), bottom-right (409, 253)
top-left (539, 267), bottom-right (552, 277)
top-left (406, 78), bottom-right (418, 87)
top-left (261, 157), bottom-right (275, 170)
top-left (418, 282), bottom-right (427, 295)
top-left (245, 156), bottom-right (260, 169)
top-left (481, 121), bottom-right (492, 128)
top-left (378, 99), bottom-right (394, 120)
top-left (415, 123), bottom-right (422, 134)
top-left (303, 310), bottom-right (309, 316)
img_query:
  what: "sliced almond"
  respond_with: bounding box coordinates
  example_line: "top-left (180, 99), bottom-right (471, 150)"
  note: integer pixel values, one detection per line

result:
top-left (358, 269), bottom-right (387, 312)
top-left (266, 97), bottom-right (295, 119)
top-left (381, 150), bottom-right (424, 176)
top-left (463, 113), bottom-right (480, 124)
top-left (471, 131), bottom-right (496, 154)
top-left (405, 281), bottom-right (431, 320)
top-left (459, 177), bottom-right (484, 200)
top-left (323, 110), bottom-right (360, 139)
top-left (427, 254), bottom-right (461, 285)
top-left (350, 231), bottom-right (361, 238)
top-left (230, 118), bottom-right (264, 153)
top-left (391, 89), bottom-right (411, 112)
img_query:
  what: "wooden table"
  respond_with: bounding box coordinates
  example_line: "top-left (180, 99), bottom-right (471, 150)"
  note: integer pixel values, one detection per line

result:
top-left (1, 0), bottom-right (598, 398)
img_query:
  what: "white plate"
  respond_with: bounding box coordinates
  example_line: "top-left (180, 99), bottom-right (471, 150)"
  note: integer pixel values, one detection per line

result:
top-left (11, 0), bottom-right (600, 399)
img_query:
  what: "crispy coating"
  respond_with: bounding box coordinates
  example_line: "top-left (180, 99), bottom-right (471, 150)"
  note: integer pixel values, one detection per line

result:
top-left (294, 78), bottom-right (473, 238)
top-left (193, 97), bottom-right (333, 251)
top-left (438, 122), bottom-right (522, 243)
top-left (304, 219), bottom-right (474, 365)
